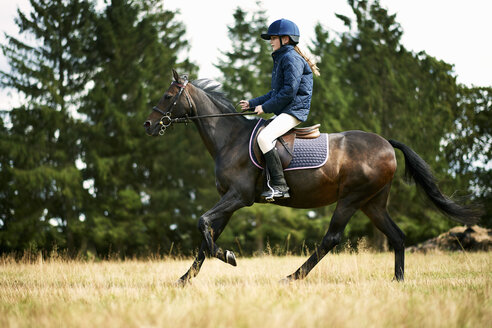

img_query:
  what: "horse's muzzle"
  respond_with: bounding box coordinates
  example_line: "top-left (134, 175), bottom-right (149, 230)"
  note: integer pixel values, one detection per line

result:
top-left (143, 120), bottom-right (159, 136)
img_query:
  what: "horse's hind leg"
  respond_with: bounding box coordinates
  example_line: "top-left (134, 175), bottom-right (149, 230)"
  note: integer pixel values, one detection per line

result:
top-left (362, 184), bottom-right (405, 281)
top-left (286, 199), bottom-right (359, 281)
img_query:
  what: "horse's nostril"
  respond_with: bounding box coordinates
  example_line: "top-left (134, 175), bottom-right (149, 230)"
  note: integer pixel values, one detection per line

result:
top-left (143, 121), bottom-right (151, 128)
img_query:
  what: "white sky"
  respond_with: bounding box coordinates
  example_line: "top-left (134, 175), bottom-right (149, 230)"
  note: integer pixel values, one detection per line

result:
top-left (1, 0), bottom-right (491, 110)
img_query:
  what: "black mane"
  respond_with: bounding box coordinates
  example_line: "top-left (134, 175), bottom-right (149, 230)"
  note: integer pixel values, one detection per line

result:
top-left (191, 79), bottom-right (236, 113)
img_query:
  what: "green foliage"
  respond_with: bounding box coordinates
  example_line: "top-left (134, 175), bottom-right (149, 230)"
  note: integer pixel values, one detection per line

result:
top-left (215, 4), bottom-right (272, 104)
top-left (1, 0), bottom-right (489, 257)
top-left (0, 0), bottom-right (96, 252)
top-left (307, 0), bottom-right (469, 247)
top-left (77, 0), bottom-right (202, 256)
top-left (0, 0), bottom-right (205, 257)
top-left (219, 0), bottom-right (490, 251)
top-left (443, 86), bottom-right (492, 227)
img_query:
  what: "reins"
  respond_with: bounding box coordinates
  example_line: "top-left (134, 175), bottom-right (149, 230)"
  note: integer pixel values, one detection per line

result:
top-left (152, 80), bottom-right (255, 135)
top-left (180, 109), bottom-right (257, 120)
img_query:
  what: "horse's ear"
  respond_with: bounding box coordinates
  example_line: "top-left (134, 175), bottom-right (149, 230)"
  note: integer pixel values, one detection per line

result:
top-left (172, 69), bottom-right (180, 82)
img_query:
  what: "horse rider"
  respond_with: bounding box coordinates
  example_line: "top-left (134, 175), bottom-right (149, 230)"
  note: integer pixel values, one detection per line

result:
top-left (240, 18), bottom-right (320, 202)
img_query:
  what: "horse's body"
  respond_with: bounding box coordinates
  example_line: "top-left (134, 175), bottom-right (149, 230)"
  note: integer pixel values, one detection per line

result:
top-left (144, 71), bottom-right (481, 284)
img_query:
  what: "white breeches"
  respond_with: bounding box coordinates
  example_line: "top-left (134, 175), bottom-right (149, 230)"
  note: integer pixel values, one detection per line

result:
top-left (258, 113), bottom-right (301, 153)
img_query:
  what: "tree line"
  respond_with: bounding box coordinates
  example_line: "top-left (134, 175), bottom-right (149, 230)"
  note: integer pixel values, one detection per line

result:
top-left (0, 0), bottom-right (490, 257)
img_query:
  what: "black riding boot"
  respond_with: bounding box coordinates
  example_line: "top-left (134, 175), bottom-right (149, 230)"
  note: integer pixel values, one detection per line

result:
top-left (261, 148), bottom-right (290, 202)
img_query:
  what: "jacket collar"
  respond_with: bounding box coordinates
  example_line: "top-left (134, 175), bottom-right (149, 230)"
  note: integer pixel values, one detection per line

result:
top-left (272, 45), bottom-right (294, 59)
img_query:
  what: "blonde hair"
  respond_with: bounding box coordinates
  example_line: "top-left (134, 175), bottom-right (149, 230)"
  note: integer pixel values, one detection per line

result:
top-left (294, 45), bottom-right (320, 77)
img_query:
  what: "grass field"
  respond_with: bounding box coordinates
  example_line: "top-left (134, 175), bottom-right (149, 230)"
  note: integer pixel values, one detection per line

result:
top-left (1, 251), bottom-right (490, 328)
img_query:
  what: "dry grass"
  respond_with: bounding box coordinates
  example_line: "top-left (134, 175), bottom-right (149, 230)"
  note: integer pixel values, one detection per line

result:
top-left (0, 251), bottom-right (490, 328)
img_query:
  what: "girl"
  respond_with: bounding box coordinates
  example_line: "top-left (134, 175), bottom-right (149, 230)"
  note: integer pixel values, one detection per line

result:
top-left (240, 18), bottom-right (319, 202)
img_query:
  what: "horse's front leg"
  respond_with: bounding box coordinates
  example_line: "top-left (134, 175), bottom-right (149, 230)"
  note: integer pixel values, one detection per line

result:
top-left (177, 241), bottom-right (207, 285)
top-left (177, 212), bottom-right (233, 285)
top-left (198, 189), bottom-right (245, 265)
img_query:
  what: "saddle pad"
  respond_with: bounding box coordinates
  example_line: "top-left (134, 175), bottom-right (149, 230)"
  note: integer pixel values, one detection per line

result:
top-left (249, 119), bottom-right (329, 171)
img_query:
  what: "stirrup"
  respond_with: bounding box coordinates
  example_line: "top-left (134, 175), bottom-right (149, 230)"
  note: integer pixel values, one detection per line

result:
top-left (262, 189), bottom-right (290, 202)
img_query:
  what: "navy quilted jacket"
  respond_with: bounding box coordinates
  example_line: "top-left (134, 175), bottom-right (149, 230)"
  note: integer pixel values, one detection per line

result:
top-left (249, 45), bottom-right (313, 122)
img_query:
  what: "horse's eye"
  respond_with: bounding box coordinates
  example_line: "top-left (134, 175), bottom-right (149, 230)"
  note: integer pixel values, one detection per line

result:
top-left (164, 94), bottom-right (173, 99)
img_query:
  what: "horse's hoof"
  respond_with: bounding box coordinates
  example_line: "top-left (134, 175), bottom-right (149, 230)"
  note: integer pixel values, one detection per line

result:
top-left (225, 250), bottom-right (237, 266)
top-left (174, 278), bottom-right (189, 287)
top-left (279, 276), bottom-right (294, 285)
top-left (174, 276), bottom-right (193, 287)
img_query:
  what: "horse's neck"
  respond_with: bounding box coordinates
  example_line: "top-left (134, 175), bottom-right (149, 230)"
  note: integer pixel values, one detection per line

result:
top-left (192, 93), bottom-right (249, 158)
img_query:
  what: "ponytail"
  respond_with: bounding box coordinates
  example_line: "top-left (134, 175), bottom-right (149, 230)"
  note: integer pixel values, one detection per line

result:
top-left (294, 45), bottom-right (320, 77)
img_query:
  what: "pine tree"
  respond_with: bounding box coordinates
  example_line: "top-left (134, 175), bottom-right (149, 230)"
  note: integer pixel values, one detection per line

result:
top-left (78, 0), bottom-right (204, 256)
top-left (0, 0), bottom-right (97, 253)
top-left (312, 0), bottom-right (467, 247)
top-left (444, 86), bottom-right (492, 228)
top-left (307, 24), bottom-right (352, 131)
top-left (216, 4), bottom-right (272, 104)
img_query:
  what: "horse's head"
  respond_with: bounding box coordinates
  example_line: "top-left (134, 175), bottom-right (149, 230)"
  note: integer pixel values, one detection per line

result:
top-left (144, 69), bottom-right (194, 136)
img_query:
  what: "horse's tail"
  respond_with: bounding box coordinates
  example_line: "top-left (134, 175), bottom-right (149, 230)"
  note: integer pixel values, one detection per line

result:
top-left (388, 139), bottom-right (482, 225)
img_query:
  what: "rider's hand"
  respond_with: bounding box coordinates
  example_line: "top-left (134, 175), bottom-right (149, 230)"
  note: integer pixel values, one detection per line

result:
top-left (255, 105), bottom-right (264, 115)
top-left (239, 100), bottom-right (250, 110)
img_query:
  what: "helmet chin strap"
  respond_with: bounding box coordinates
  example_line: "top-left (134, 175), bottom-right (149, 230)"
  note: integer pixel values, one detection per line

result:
top-left (279, 36), bottom-right (292, 47)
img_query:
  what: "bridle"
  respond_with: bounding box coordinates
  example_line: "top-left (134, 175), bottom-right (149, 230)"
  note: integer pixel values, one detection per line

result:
top-left (152, 80), bottom-right (193, 135)
top-left (152, 80), bottom-right (255, 136)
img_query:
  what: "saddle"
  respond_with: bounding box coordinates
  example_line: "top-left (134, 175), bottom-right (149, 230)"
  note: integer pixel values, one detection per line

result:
top-left (253, 122), bottom-right (321, 169)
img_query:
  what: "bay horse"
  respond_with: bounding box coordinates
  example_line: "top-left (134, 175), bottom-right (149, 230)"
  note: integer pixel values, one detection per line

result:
top-left (144, 70), bottom-right (481, 284)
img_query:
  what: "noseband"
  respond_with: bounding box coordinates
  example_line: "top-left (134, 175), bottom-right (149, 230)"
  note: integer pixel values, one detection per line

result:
top-left (152, 80), bottom-right (255, 135)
